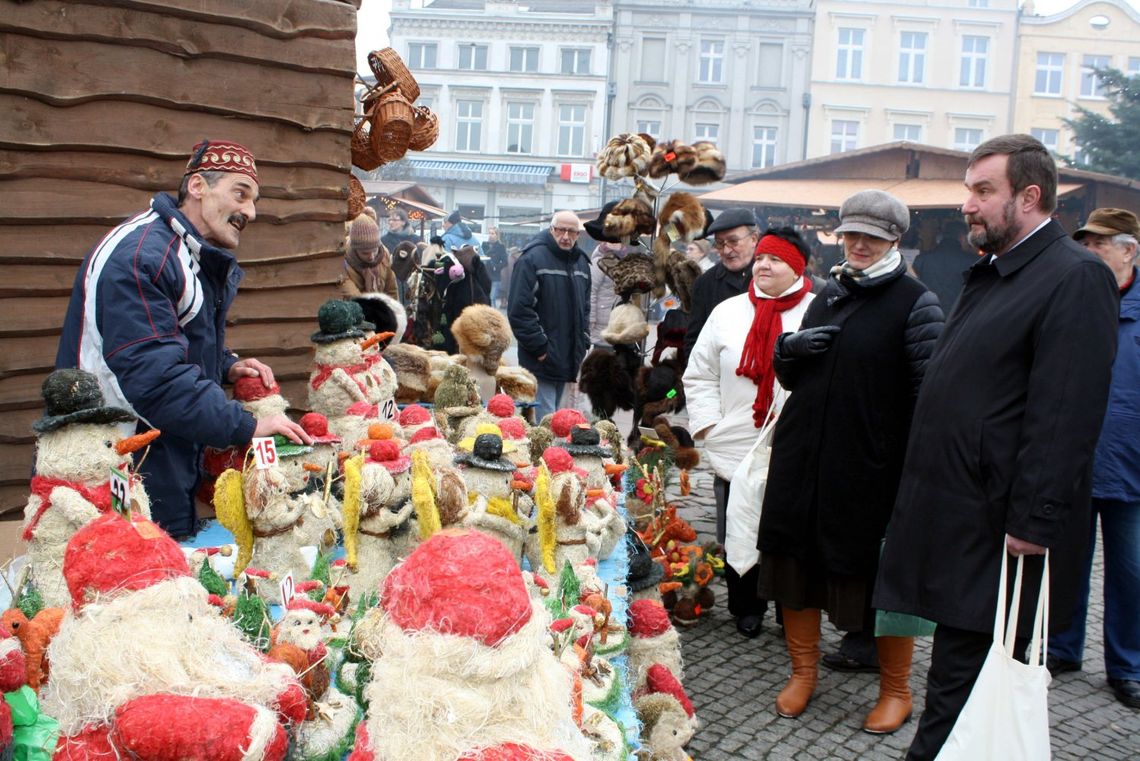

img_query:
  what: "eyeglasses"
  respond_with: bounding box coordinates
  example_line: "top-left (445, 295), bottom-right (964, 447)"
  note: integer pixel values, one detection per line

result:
top-left (713, 234), bottom-right (754, 251)
top-left (551, 226), bottom-right (580, 237)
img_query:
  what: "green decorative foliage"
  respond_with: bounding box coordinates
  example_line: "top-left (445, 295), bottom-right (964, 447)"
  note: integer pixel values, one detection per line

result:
top-left (196, 560), bottom-right (228, 598)
top-left (1063, 68), bottom-right (1140, 181)
top-left (233, 592), bottom-right (272, 652)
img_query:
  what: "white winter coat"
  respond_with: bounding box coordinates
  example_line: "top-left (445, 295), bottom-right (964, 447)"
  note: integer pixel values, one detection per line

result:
top-left (683, 286), bottom-right (813, 480)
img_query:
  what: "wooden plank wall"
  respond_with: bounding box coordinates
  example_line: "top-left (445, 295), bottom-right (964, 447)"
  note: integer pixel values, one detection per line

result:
top-left (0, 0), bottom-right (360, 516)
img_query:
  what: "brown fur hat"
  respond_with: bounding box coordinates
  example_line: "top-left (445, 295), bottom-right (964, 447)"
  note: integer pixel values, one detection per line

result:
top-left (391, 241), bottom-right (419, 282)
top-left (382, 343), bottom-right (432, 403)
top-left (451, 304), bottom-right (512, 372)
top-left (596, 133), bottom-right (654, 181)
top-left (656, 193), bottom-right (707, 243)
top-left (647, 140), bottom-right (699, 179)
top-left (495, 365), bottom-right (538, 403)
top-left (665, 252), bottom-right (703, 313)
top-left (598, 251), bottom-right (656, 298)
top-left (635, 356), bottom-right (686, 425)
top-left (677, 141), bottom-right (726, 185)
top-left (603, 198), bottom-right (656, 240)
top-left (578, 347), bottom-right (639, 421)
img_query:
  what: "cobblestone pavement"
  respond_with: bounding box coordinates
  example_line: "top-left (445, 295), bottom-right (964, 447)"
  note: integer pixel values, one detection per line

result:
top-left (668, 444), bottom-right (1140, 760)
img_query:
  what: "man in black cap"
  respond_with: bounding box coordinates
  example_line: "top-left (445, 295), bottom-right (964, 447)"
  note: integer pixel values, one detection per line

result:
top-left (682, 207), bottom-right (760, 360)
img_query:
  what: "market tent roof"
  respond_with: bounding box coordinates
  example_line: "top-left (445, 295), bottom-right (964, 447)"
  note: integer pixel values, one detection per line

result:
top-left (407, 159), bottom-right (554, 185)
top-left (360, 179), bottom-right (440, 207)
top-left (389, 195), bottom-right (445, 219)
top-left (699, 177), bottom-right (1084, 210)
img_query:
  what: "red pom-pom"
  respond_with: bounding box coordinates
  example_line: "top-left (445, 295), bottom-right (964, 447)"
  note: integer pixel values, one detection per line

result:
top-left (299, 412), bottom-right (330, 437)
top-left (381, 531), bottom-right (532, 647)
top-left (628, 599), bottom-right (673, 638)
top-left (541, 447), bottom-right (574, 474)
top-left (550, 409), bottom-right (587, 439)
top-left (497, 418), bottom-right (526, 440)
top-left (368, 440), bottom-right (402, 463)
top-left (399, 404), bottom-right (432, 425)
top-left (486, 394), bottom-right (516, 418)
top-left (645, 663), bottom-right (695, 717)
top-left (410, 426), bottom-right (443, 444)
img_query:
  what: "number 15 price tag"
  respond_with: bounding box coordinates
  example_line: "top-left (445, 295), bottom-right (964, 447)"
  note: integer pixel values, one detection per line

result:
top-left (251, 437), bottom-right (278, 470)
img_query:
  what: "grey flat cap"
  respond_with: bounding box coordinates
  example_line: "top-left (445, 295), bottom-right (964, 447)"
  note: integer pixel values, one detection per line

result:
top-left (834, 190), bottom-right (909, 241)
top-left (705, 207), bottom-right (759, 237)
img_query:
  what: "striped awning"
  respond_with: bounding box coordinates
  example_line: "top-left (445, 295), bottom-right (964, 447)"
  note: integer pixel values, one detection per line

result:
top-left (406, 159), bottom-right (554, 185)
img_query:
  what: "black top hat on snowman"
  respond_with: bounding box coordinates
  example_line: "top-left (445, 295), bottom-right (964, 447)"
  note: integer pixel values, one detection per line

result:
top-left (33, 369), bottom-right (137, 434)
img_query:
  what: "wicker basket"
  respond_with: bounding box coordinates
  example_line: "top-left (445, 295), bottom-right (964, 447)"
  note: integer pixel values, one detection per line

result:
top-left (407, 106), bottom-right (439, 152)
top-left (351, 113), bottom-right (384, 171)
top-left (368, 48), bottom-right (420, 102)
top-left (347, 175), bottom-right (366, 219)
top-left (370, 92), bottom-right (415, 163)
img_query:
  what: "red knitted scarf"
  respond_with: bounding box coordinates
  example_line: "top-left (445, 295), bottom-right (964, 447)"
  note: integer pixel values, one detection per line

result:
top-left (736, 274), bottom-right (812, 427)
top-left (24, 476), bottom-right (114, 540)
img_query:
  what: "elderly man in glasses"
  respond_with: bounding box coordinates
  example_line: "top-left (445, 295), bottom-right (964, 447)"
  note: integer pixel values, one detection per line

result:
top-left (682, 208), bottom-right (763, 361)
top-left (508, 209), bottom-right (592, 421)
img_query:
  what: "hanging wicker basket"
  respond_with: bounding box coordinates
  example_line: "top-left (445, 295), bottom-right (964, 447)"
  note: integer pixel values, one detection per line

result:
top-left (370, 92), bottom-right (415, 163)
top-left (407, 106), bottom-right (439, 152)
top-left (368, 48), bottom-right (420, 102)
top-left (351, 113), bottom-right (384, 172)
top-left (347, 175), bottom-right (366, 219)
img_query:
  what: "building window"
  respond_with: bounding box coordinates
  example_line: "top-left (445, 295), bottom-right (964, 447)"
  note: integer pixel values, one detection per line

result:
top-left (455, 100), bottom-right (483, 152)
top-left (698, 40), bottom-right (725, 84)
top-left (506, 102), bottom-right (534, 154)
top-left (408, 43), bottom-right (437, 69)
top-left (636, 120), bottom-right (662, 138)
top-left (641, 37), bottom-right (666, 80)
top-left (695, 122), bottom-right (720, 144)
top-left (1034, 52), bottom-right (1064, 96)
top-left (757, 43), bottom-right (783, 87)
top-left (557, 104), bottom-right (586, 156)
top-left (959, 36), bottom-right (988, 89)
top-left (953, 128), bottom-right (983, 152)
top-left (509, 47), bottom-right (539, 73)
top-left (1129, 57), bottom-right (1140, 76)
top-left (836, 28), bottom-right (865, 81)
top-left (1081, 54), bottom-right (1111, 98)
top-left (968, 0), bottom-right (989, 6)
top-left (830, 120), bottom-right (859, 154)
top-left (561, 48), bottom-right (591, 75)
top-left (751, 126), bottom-right (778, 168)
top-left (1030, 127), bottom-right (1059, 153)
top-left (893, 123), bottom-right (922, 141)
top-left (457, 44), bottom-right (488, 71)
top-left (898, 32), bottom-right (926, 84)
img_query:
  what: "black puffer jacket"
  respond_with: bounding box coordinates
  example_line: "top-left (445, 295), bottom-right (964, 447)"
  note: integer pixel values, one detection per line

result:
top-left (759, 258), bottom-right (944, 578)
top-left (507, 230), bottom-right (591, 383)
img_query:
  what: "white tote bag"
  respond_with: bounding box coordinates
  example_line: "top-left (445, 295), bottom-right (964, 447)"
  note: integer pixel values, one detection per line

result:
top-left (723, 397), bottom-right (782, 576)
top-left (934, 550), bottom-right (1052, 761)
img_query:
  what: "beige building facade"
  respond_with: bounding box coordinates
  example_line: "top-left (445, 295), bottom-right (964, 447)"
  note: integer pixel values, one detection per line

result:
top-left (1013, 0), bottom-right (1140, 162)
top-left (806, 0), bottom-right (1019, 159)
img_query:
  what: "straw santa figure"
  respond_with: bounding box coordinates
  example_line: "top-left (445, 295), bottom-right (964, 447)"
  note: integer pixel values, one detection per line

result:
top-left (21, 369), bottom-right (157, 608)
top-left (347, 530), bottom-right (589, 761)
top-left (44, 512), bottom-right (305, 760)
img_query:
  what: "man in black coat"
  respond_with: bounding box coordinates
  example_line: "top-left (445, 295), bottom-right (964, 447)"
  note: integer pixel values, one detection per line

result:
top-left (874, 134), bottom-right (1119, 760)
top-left (482, 227), bottom-right (509, 307)
top-left (682, 207), bottom-right (759, 361)
top-left (508, 210), bottom-right (591, 421)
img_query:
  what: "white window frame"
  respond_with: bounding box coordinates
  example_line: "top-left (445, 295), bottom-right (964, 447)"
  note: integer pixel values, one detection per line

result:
top-left (695, 122), bottom-right (720, 145)
top-left (455, 100), bottom-right (483, 152)
top-left (1030, 127), bottom-right (1059, 153)
top-left (509, 46), bottom-right (539, 73)
top-left (898, 31), bottom-right (926, 85)
top-left (893, 123), bottom-right (922, 142)
top-left (407, 42), bottom-right (437, 69)
top-left (698, 39), bottom-right (725, 84)
top-left (1034, 52), bottom-right (1064, 96)
top-left (636, 120), bottom-right (662, 138)
top-left (830, 120), bottom-right (859, 154)
top-left (457, 44), bottom-right (488, 71)
top-left (505, 102), bottom-right (535, 154)
top-left (836, 28), bottom-right (865, 81)
top-left (959, 36), bottom-right (988, 89)
top-left (751, 126), bottom-right (778, 169)
top-left (1080, 54), bottom-right (1111, 99)
top-left (560, 48), bottom-right (591, 75)
top-left (557, 104), bottom-right (587, 157)
top-left (953, 127), bottom-right (984, 152)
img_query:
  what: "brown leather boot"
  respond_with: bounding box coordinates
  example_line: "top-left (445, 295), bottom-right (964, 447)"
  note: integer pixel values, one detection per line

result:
top-left (863, 635), bottom-right (914, 734)
top-left (775, 606), bottom-right (821, 718)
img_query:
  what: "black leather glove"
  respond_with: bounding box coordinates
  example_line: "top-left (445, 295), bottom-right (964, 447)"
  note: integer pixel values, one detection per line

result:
top-left (778, 325), bottom-right (841, 358)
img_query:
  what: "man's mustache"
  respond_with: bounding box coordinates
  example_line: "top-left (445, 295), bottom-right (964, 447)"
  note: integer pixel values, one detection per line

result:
top-left (228, 213), bottom-right (248, 231)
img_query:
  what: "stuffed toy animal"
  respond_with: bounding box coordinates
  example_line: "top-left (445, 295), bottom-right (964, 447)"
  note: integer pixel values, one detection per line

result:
top-left (44, 513), bottom-right (306, 760)
top-left (348, 531), bottom-right (589, 760)
top-left (0, 606), bottom-right (65, 692)
top-left (647, 140), bottom-right (698, 179)
top-left (562, 426), bottom-right (627, 560)
top-left (21, 369), bottom-right (156, 607)
top-left (526, 447), bottom-right (602, 582)
top-left (634, 664), bottom-right (697, 760)
top-left (456, 427), bottom-right (530, 562)
top-left (595, 133), bottom-right (654, 180)
top-left (381, 343), bottom-right (432, 404)
top-left (603, 198), bottom-right (656, 241)
top-left (676, 141), bottom-right (726, 185)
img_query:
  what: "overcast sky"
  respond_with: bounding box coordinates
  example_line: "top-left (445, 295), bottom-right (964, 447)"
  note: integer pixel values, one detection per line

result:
top-left (354, 0), bottom-right (1139, 75)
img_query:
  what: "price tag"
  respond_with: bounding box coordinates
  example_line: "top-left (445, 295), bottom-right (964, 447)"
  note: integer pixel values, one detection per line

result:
top-left (109, 467), bottom-right (130, 515)
top-left (279, 571), bottom-right (295, 606)
top-left (251, 437), bottom-right (278, 470)
top-left (381, 398), bottom-right (397, 421)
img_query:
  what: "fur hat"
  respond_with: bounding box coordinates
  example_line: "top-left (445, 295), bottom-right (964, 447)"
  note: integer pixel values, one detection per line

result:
top-left (602, 198), bottom-right (656, 240)
top-left (595, 133), bottom-right (654, 181)
top-left (383, 343), bottom-right (432, 402)
top-left (63, 513), bottom-right (189, 609)
top-left (601, 302), bottom-right (650, 346)
top-left (354, 294), bottom-right (407, 345)
top-left (495, 365), bottom-right (538, 404)
top-left (349, 215), bottom-right (381, 253)
top-left (656, 193), bottom-right (707, 244)
top-left (647, 140), bottom-right (699, 179)
top-left (663, 250), bottom-right (703, 313)
top-left (635, 357), bottom-right (686, 425)
top-left (311, 299), bottom-right (364, 344)
top-left (391, 240), bottom-right (419, 282)
top-left (451, 304), bottom-right (512, 373)
top-left (598, 251), bottom-right (656, 298)
top-left (577, 348), bottom-right (638, 420)
top-left (33, 369), bottom-right (136, 433)
top-left (582, 201), bottom-right (626, 244)
top-left (677, 141), bottom-right (726, 185)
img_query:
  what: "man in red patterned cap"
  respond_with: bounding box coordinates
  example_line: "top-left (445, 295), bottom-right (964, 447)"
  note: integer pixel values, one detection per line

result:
top-left (55, 140), bottom-right (310, 539)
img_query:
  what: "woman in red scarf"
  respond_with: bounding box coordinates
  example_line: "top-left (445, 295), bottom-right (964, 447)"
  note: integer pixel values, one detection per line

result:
top-left (682, 228), bottom-right (815, 638)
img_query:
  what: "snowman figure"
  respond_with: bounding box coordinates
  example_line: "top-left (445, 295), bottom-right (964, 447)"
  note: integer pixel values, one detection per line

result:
top-left (307, 300), bottom-right (397, 433)
top-left (455, 426), bottom-right (529, 562)
top-left (561, 424), bottom-right (627, 559)
top-left (341, 441), bottom-right (414, 599)
top-left (22, 369), bottom-right (156, 607)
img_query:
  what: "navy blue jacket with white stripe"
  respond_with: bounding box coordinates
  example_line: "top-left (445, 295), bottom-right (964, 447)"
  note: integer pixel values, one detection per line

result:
top-left (56, 193), bottom-right (257, 536)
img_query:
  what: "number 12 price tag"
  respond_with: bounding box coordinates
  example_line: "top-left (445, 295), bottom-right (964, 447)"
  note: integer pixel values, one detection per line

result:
top-left (251, 437), bottom-right (278, 470)
top-left (279, 571), bottom-right (295, 606)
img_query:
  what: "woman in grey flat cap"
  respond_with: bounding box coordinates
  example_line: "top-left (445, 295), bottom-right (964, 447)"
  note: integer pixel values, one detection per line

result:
top-left (756, 189), bottom-right (944, 734)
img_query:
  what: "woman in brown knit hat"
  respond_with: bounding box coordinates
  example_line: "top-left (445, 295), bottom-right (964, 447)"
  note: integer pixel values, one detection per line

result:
top-left (340, 214), bottom-right (398, 299)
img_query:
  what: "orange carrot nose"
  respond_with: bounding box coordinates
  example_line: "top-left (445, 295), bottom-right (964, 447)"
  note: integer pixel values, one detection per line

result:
top-left (511, 479), bottom-right (532, 491)
top-left (302, 462), bottom-right (323, 473)
top-left (360, 331), bottom-right (396, 351)
top-left (586, 488), bottom-right (606, 499)
top-left (116, 429), bottom-right (161, 455)
top-left (603, 463), bottom-right (628, 476)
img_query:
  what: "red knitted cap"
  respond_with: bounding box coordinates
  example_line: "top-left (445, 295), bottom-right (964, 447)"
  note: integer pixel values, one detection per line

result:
top-left (399, 404), bottom-right (432, 425)
top-left (550, 409), bottom-right (588, 438)
top-left (185, 140), bottom-right (259, 185)
top-left (645, 663), bottom-right (694, 717)
top-left (628, 599), bottom-right (672, 638)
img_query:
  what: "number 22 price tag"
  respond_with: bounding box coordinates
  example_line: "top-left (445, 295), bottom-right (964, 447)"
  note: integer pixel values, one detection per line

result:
top-left (109, 466), bottom-right (130, 515)
top-left (251, 437), bottom-right (278, 470)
